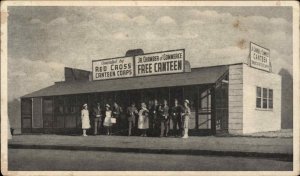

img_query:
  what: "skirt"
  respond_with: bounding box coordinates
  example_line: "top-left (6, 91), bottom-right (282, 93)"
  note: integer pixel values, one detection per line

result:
top-left (183, 116), bottom-right (189, 129)
top-left (138, 116), bottom-right (149, 129)
top-left (81, 116), bottom-right (91, 129)
top-left (103, 116), bottom-right (112, 127)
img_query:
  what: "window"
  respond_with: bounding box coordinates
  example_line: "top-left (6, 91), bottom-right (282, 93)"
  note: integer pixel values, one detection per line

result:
top-left (269, 89), bottom-right (273, 109)
top-left (263, 88), bottom-right (268, 108)
top-left (256, 87), bottom-right (273, 110)
top-left (256, 87), bottom-right (262, 108)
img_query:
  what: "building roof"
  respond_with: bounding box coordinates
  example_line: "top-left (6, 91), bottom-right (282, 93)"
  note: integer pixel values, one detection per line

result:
top-left (22, 65), bottom-right (228, 98)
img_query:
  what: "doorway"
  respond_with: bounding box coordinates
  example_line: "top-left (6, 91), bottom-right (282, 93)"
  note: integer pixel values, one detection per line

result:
top-left (215, 73), bottom-right (229, 134)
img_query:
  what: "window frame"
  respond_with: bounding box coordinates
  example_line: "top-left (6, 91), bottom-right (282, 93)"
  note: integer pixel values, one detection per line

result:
top-left (255, 86), bottom-right (273, 110)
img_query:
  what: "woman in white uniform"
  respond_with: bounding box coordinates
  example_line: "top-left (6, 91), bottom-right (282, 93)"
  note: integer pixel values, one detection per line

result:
top-left (181, 100), bottom-right (191, 139)
top-left (81, 103), bottom-right (91, 136)
top-left (138, 102), bottom-right (149, 137)
top-left (103, 104), bottom-right (113, 135)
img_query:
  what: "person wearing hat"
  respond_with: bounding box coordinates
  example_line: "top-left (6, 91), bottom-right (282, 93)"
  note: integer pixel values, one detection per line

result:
top-left (103, 104), bottom-right (112, 135)
top-left (159, 99), bottom-right (170, 137)
top-left (112, 102), bottom-right (123, 133)
top-left (138, 102), bottom-right (149, 137)
top-left (181, 99), bottom-right (191, 139)
top-left (170, 99), bottom-right (183, 137)
top-left (93, 102), bottom-right (103, 135)
top-left (81, 103), bottom-right (91, 137)
top-left (149, 99), bottom-right (159, 136)
top-left (127, 102), bottom-right (138, 136)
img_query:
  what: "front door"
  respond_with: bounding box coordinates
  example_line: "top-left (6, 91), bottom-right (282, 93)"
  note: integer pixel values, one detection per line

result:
top-left (198, 87), bottom-right (212, 131)
top-left (215, 75), bottom-right (229, 134)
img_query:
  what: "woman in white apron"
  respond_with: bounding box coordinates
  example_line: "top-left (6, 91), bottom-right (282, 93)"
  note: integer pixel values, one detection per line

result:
top-left (81, 103), bottom-right (91, 136)
top-left (181, 100), bottom-right (191, 139)
top-left (138, 102), bottom-right (149, 137)
top-left (103, 104), bottom-right (113, 135)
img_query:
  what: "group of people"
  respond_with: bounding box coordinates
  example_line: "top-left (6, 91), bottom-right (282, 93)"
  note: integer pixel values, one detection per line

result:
top-left (80, 99), bottom-right (191, 139)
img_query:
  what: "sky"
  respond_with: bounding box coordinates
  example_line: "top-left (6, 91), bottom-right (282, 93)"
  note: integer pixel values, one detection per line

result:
top-left (7, 6), bottom-right (293, 101)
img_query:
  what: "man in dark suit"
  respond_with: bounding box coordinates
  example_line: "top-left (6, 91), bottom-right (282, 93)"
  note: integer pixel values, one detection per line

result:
top-left (93, 103), bottom-right (103, 135)
top-left (149, 99), bottom-right (159, 136)
top-left (170, 99), bottom-right (183, 137)
top-left (126, 102), bottom-right (138, 136)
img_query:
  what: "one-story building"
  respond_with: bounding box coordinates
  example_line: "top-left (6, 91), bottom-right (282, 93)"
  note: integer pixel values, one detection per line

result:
top-left (20, 45), bottom-right (281, 135)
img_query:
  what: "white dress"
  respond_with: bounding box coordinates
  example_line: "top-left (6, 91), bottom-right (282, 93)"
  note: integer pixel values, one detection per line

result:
top-left (104, 110), bottom-right (112, 127)
top-left (81, 109), bottom-right (91, 129)
top-left (138, 108), bottom-right (149, 129)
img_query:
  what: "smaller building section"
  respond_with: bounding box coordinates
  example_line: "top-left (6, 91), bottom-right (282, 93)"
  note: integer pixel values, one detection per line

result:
top-left (228, 64), bottom-right (281, 134)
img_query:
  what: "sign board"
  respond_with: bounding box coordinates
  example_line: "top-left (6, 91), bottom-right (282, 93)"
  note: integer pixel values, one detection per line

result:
top-left (250, 42), bottom-right (271, 72)
top-left (135, 49), bottom-right (185, 76)
top-left (92, 57), bottom-right (134, 80)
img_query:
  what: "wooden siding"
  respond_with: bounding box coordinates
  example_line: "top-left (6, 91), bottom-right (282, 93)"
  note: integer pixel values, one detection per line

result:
top-left (228, 64), bottom-right (243, 134)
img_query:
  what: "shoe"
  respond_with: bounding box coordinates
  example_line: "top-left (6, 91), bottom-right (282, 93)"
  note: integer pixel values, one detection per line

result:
top-left (83, 134), bottom-right (88, 137)
top-left (182, 135), bottom-right (188, 139)
top-left (159, 135), bottom-right (163, 138)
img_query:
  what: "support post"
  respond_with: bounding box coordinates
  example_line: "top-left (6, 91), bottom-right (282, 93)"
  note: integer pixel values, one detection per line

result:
top-left (195, 86), bottom-right (199, 129)
top-left (210, 86), bottom-right (216, 135)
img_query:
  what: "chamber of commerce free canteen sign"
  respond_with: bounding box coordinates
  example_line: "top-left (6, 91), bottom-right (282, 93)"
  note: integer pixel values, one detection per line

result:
top-left (250, 42), bottom-right (271, 72)
top-left (135, 49), bottom-right (185, 76)
top-left (92, 57), bottom-right (134, 80)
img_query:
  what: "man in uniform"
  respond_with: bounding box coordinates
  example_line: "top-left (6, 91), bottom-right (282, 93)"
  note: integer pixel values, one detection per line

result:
top-left (149, 99), bottom-right (159, 136)
top-left (127, 102), bottom-right (138, 136)
top-left (170, 99), bottom-right (183, 137)
top-left (159, 99), bottom-right (170, 137)
top-left (93, 102), bottom-right (103, 135)
top-left (112, 102), bottom-right (123, 134)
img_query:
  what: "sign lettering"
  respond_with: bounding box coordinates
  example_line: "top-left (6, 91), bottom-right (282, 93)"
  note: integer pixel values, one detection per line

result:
top-left (92, 57), bottom-right (134, 80)
top-left (135, 49), bottom-right (184, 76)
top-left (250, 42), bottom-right (271, 72)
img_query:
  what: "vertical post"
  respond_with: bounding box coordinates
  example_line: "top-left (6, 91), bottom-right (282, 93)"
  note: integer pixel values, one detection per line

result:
top-left (124, 90), bottom-right (127, 107)
top-left (168, 87), bottom-right (171, 106)
top-left (40, 97), bottom-right (43, 132)
top-left (63, 96), bottom-right (66, 129)
top-left (182, 86), bottom-right (184, 102)
top-left (207, 90), bottom-right (209, 129)
top-left (140, 90), bottom-right (142, 104)
top-left (51, 96), bottom-right (54, 131)
top-left (31, 98), bottom-right (33, 132)
top-left (195, 86), bottom-right (199, 129)
top-left (21, 99), bottom-right (24, 132)
top-left (21, 98), bottom-right (23, 133)
top-left (75, 95), bottom-right (78, 129)
top-left (53, 97), bottom-right (56, 130)
top-left (211, 86), bottom-right (216, 135)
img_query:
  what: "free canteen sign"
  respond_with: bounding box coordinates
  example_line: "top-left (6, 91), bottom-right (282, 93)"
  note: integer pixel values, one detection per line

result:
top-left (92, 57), bottom-right (134, 80)
top-left (135, 49), bottom-right (185, 76)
